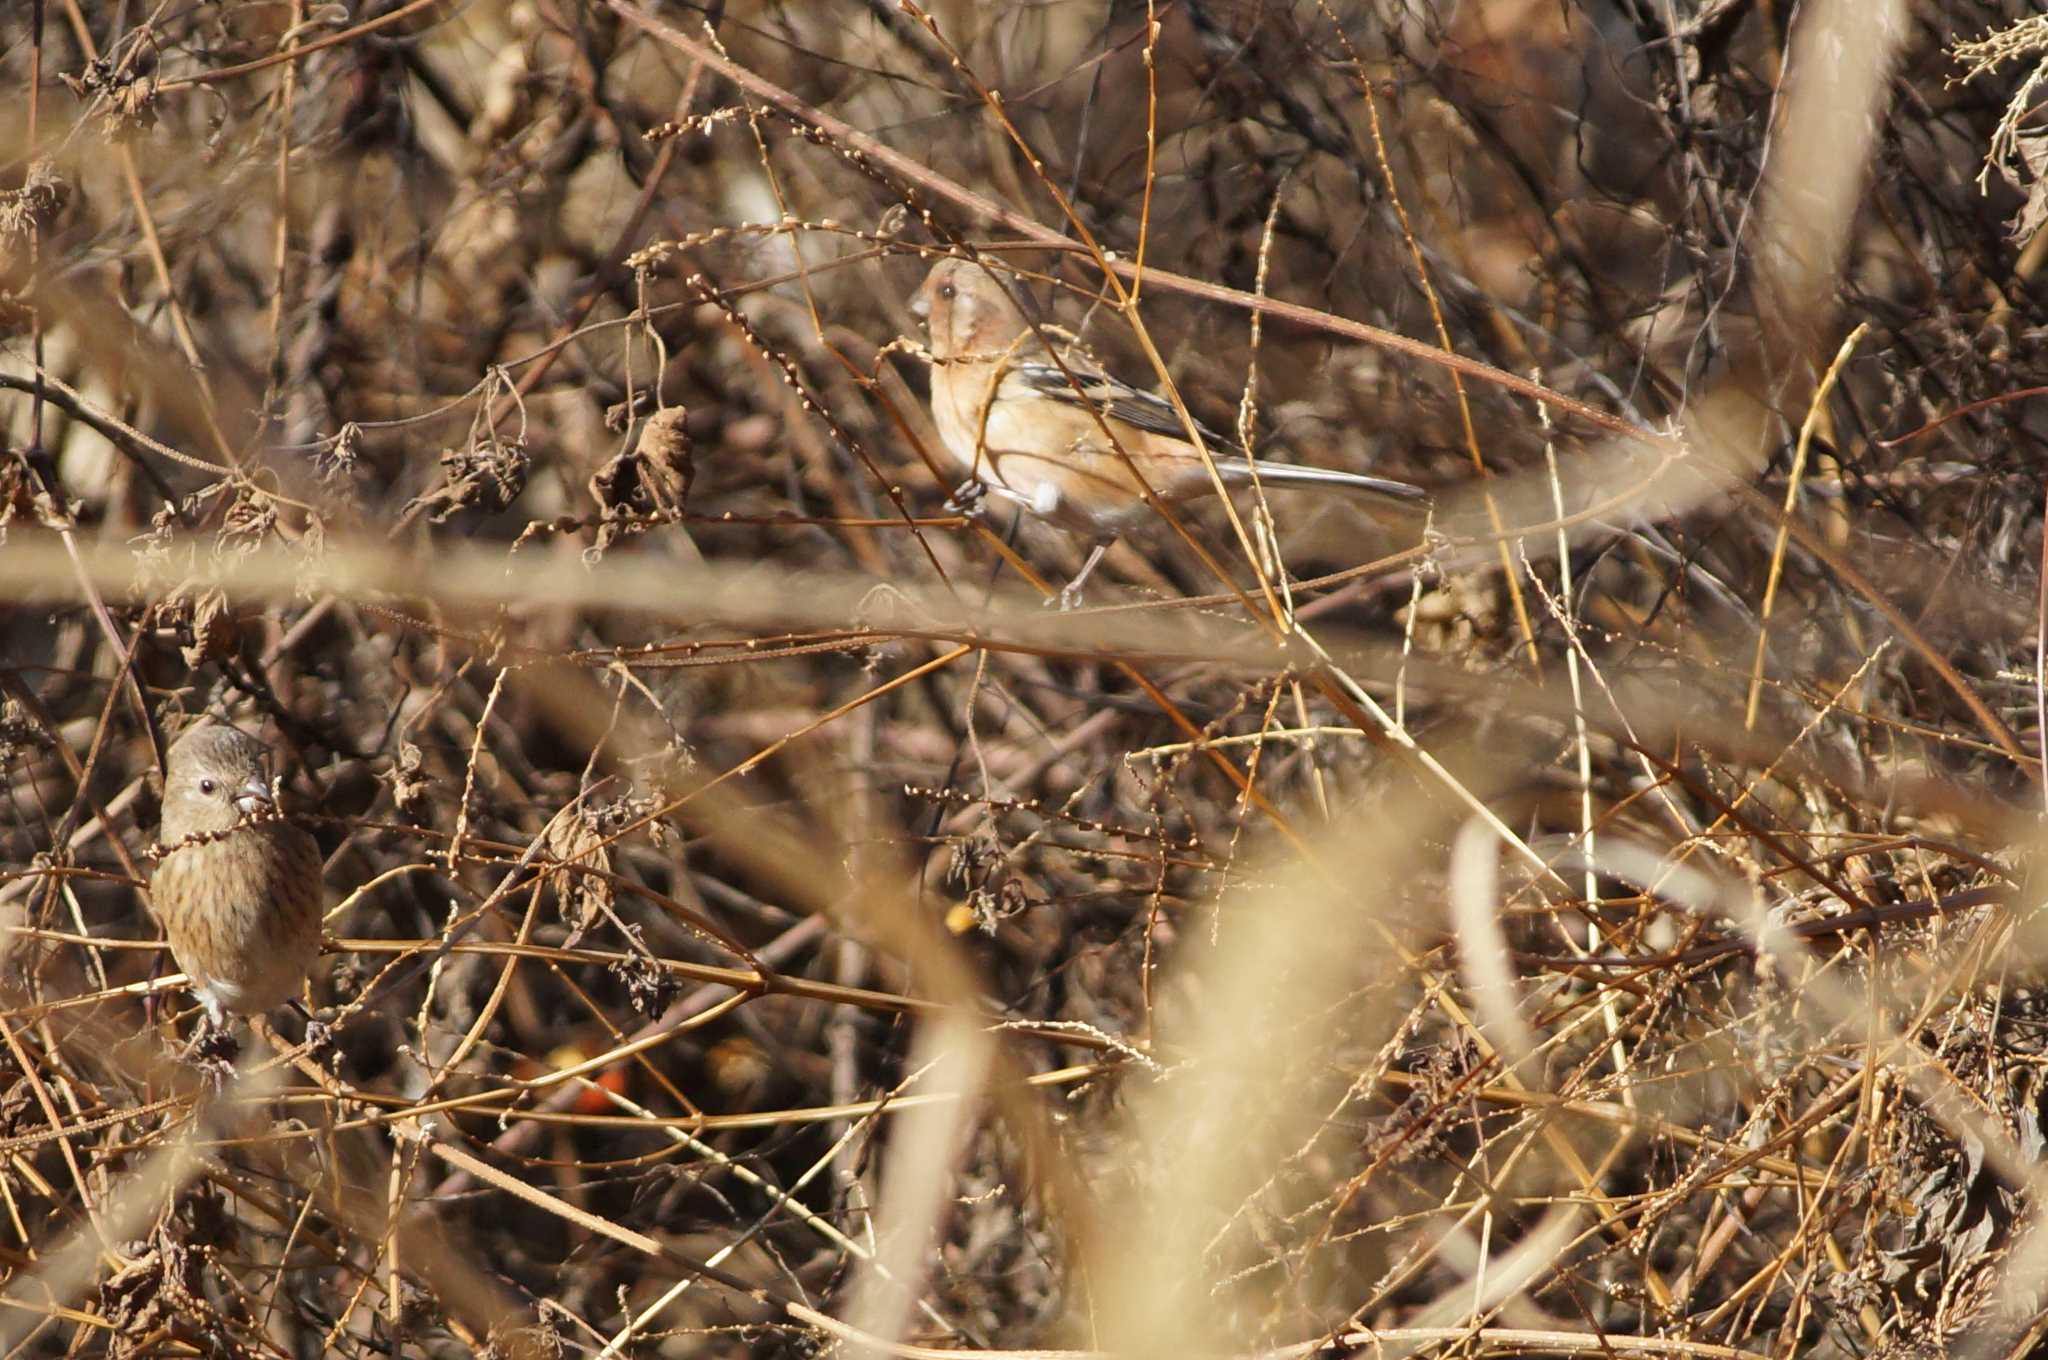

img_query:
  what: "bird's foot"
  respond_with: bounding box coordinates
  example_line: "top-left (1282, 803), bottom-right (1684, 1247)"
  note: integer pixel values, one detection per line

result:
top-left (183, 1019), bottom-right (238, 1062)
top-left (181, 1020), bottom-right (240, 1090)
top-left (302, 1015), bottom-right (337, 1066)
top-left (1050, 542), bottom-right (1111, 611)
top-left (944, 479), bottom-right (989, 517)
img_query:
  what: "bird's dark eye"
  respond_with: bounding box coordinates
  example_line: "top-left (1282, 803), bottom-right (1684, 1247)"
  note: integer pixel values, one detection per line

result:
top-left (198, 779), bottom-right (216, 796)
top-left (939, 283), bottom-right (955, 301)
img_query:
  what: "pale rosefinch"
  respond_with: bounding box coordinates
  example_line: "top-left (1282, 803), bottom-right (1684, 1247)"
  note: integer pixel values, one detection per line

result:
top-left (150, 722), bottom-right (324, 1028)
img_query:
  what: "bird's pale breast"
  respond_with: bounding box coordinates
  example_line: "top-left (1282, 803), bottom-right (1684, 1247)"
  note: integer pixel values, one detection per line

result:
top-left (151, 820), bottom-right (323, 1017)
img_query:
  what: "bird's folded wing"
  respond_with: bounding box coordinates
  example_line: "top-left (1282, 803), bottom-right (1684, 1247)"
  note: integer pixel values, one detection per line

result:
top-left (1001, 360), bottom-right (1428, 506)
top-left (1003, 362), bottom-right (1248, 456)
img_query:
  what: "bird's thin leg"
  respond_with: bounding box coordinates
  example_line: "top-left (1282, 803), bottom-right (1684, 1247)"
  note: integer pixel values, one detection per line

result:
top-left (1055, 540), bottom-right (1113, 611)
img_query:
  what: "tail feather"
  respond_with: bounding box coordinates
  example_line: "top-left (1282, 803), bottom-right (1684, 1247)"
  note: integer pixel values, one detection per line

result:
top-left (1212, 456), bottom-right (1428, 504)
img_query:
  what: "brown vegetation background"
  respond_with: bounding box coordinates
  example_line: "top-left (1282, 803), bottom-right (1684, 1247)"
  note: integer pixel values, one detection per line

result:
top-left (5, 1), bottom-right (2048, 1356)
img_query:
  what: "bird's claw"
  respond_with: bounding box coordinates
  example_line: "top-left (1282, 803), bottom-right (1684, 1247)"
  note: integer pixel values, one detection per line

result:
top-left (193, 1054), bottom-right (236, 1093)
top-left (180, 1020), bottom-right (240, 1090)
top-left (944, 480), bottom-right (989, 517)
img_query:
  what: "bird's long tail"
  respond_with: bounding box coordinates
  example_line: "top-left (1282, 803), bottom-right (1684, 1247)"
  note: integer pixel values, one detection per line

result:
top-left (1211, 456), bottom-right (1428, 505)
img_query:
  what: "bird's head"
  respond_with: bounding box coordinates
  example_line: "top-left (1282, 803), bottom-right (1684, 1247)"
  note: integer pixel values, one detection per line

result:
top-left (161, 722), bottom-right (277, 841)
top-left (910, 257), bottom-right (1030, 362)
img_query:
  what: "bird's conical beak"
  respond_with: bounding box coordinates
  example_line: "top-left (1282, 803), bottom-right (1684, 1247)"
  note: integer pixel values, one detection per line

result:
top-left (234, 774), bottom-right (274, 817)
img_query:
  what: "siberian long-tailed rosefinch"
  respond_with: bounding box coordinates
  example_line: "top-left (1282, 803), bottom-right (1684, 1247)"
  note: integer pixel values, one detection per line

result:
top-left (150, 722), bottom-right (323, 1027)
